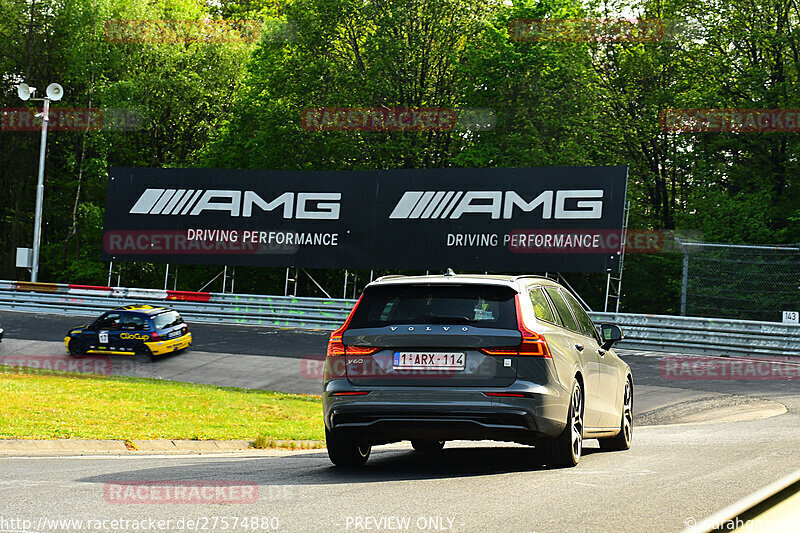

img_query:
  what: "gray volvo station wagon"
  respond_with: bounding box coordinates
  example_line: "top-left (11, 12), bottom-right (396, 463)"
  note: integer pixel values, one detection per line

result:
top-left (322, 273), bottom-right (632, 467)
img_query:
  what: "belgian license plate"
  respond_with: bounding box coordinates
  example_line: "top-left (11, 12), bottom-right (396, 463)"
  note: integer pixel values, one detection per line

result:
top-left (393, 352), bottom-right (465, 370)
top-left (168, 330), bottom-right (181, 339)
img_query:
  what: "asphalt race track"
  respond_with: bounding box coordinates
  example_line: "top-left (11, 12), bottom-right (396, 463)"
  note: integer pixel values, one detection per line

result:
top-left (0, 310), bottom-right (329, 359)
top-left (1, 309), bottom-right (799, 532)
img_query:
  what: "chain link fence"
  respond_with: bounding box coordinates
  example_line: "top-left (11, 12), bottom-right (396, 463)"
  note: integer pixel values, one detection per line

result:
top-left (678, 241), bottom-right (800, 322)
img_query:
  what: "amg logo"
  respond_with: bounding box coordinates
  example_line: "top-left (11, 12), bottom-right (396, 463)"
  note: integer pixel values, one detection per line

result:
top-left (129, 189), bottom-right (341, 219)
top-left (389, 190), bottom-right (604, 220)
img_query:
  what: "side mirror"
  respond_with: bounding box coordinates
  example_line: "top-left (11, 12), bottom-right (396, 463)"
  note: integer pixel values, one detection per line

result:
top-left (600, 324), bottom-right (623, 350)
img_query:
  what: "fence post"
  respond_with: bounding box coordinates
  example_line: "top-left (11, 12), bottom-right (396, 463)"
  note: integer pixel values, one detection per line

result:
top-left (677, 238), bottom-right (689, 316)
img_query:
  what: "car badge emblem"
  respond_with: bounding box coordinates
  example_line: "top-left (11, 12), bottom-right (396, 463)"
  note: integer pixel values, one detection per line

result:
top-left (443, 327), bottom-right (450, 331)
top-left (390, 327), bottom-right (397, 331)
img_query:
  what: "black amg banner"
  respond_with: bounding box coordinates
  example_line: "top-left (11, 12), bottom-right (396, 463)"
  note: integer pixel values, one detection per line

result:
top-left (102, 166), bottom-right (628, 273)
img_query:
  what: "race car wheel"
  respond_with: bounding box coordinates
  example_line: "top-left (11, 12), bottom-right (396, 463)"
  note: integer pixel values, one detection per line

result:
top-left (134, 345), bottom-right (153, 363)
top-left (599, 378), bottom-right (633, 451)
top-left (67, 339), bottom-right (87, 357)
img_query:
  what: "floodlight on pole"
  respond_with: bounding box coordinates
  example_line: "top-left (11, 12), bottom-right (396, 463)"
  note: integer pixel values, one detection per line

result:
top-left (16, 80), bottom-right (64, 282)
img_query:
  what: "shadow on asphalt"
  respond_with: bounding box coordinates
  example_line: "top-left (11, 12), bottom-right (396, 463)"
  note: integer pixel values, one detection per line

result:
top-left (78, 444), bottom-right (605, 485)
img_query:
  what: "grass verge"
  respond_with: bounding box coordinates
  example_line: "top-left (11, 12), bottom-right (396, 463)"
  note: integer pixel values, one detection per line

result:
top-left (0, 365), bottom-right (323, 441)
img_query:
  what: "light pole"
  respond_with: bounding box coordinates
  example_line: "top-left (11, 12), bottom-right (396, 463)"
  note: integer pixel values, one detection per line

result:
top-left (16, 82), bottom-right (64, 282)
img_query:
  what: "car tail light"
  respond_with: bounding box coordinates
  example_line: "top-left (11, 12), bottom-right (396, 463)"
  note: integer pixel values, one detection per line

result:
top-left (345, 345), bottom-right (381, 356)
top-left (326, 335), bottom-right (346, 357)
top-left (150, 331), bottom-right (160, 341)
top-left (326, 296), bottom-right (379, 357)
top-left (331, 391), bottom-right (370, 396)
top-left (480, 294), bottom-right (551, 358)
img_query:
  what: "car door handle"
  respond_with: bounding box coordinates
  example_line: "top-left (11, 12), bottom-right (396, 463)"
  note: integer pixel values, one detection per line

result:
top-left (574, 343), bottom-right (584, 352)
top-left (597, 349), bottom-right (606, 357)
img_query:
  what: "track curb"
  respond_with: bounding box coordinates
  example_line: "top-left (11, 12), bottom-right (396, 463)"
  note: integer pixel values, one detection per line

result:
top-left (0, 438), bottom-right (325, 455)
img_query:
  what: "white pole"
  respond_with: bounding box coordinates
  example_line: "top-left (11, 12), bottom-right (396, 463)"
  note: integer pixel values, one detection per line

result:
top-left (107, 262), bottom-right (113, 287)
top-left (31, 98), bottom-right (50, 282)
top-left (164, 264), bottom-right (169, 290)
top-left (222, 266), bottom-right (228, 293)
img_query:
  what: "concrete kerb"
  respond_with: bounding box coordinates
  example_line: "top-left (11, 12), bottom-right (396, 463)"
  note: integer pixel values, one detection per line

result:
top-left (0, 439), bottom-right (325, 455)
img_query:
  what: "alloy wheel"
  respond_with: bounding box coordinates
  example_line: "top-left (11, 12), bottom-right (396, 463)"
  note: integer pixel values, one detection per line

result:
top-left (622, 380), bottom-right (633, 444)
top-left (571, 384), bottom-right (584, 459)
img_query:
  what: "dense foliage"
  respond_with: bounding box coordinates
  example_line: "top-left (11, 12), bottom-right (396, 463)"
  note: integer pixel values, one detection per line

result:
top-left (1, 0), bottom-right (798, 314)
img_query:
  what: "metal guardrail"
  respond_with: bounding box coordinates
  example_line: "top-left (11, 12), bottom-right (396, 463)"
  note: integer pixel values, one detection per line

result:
top-left (0, 280), bottom-right (798, 356)
top-left (589, 312), bottom-right (800, 357)
top-left (0, 287), bottom-right (355, 329)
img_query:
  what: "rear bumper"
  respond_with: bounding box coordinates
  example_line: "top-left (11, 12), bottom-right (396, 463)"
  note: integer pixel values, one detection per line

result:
top-left (323, 381), bottom-right (569, 443)
top-left (145, 332), bottom-right (192, 355)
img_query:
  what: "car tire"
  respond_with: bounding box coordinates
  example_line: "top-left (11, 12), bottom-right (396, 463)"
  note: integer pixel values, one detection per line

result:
top-left (542, 379), bottom-right (583, 467)
top-left (67, 339), bottom-right (86, 357)
top-left (411, 440), bottom-right (445, 452)
top-left (134, 346), bottom-right (153, 363)
top-left (326, 428), bottom-right (371, 467)
top-left (599, 378), bottom-right (633, 451)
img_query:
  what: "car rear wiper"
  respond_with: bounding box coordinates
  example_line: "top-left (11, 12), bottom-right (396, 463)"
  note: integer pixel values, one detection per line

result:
top-left (423, 314), bottom-right (471, 325)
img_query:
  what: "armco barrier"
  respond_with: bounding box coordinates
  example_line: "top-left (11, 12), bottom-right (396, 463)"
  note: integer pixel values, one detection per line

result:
top-left (588, 312), bottom-right (800, 357)
top-left (0, 280), bottom-right (798, 356)
top-left (0, 280), bottom-right (355, 329)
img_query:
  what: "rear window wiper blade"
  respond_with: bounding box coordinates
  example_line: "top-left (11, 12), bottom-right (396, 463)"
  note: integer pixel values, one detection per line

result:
top-left (423, 314), bottom-right (471, 325)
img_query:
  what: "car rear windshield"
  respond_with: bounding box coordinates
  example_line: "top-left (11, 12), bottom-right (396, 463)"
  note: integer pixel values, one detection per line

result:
top-left (348, 284), bottom-right (518, 329)
top-left (151, 310), bottom-right (183, 330)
